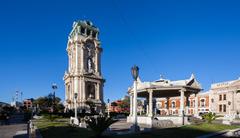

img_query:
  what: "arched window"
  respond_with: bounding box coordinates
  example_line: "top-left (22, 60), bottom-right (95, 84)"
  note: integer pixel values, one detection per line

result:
top-left (200, 99), bottom-right (205, 107)
top-left (86, 83), bottom-right (95, 99)
top-left (157, 102), bottom-right (162, 109)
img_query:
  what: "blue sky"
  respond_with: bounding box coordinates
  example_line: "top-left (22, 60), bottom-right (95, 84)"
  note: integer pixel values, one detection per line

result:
top-left (0, 0), bottom-right (240, 103)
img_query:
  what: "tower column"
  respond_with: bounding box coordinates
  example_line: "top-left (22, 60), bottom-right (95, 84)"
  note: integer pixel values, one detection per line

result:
top-left (95, 47), bottom-right (102, 76)
top-left (96, 83), bottom-right (100, 100)
top-left (80, 44), bottom-right (85, 73)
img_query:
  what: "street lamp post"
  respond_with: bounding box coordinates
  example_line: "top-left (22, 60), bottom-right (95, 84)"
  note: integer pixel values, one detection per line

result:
top-left (107, 99), bottom-right (110, 118)
top-left (52, 83), bottom-right (57, 113)
top-left (74, 93), bottom-right (78, 119)
top-left (130, 65), bottom-right (140, 132)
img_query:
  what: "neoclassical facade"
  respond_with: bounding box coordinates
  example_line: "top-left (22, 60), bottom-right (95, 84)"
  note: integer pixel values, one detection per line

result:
top-left (63, 20), bottom-right (105, 112)
top-left (154, 91), bottom-right (210, 116)
top-left (209, 78), bottom-right (240, 116)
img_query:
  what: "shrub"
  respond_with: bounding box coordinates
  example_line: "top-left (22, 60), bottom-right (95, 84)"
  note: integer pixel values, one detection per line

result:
top-left (85, 116), bottom-right (118, 137)
top-left (203, 112), bottom-right (219, 124)
top-left (43, 114), bottom-right (61, 122)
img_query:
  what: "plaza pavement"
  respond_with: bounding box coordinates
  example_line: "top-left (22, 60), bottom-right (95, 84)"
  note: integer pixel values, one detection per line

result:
top-left (109, 118), bottom-right (151, 134)
top-left (0, 113), bottom-right (28, 138)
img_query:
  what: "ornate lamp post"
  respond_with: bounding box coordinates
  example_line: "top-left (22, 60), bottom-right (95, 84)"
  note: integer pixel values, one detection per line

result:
top-left (107, 99), bottom-right (110, 118)
top-left (52, 83), bottom-right (57, 113)
top-left (74, 93), bottom-right (78, 119)
top-left (130, 65), bottom-right (140, 132)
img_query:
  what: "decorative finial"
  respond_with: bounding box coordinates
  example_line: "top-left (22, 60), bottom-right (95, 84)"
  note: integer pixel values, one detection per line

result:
top-left (190, 73), bottom-right (195, 79)
top-left (160, 74), bottom-right (164, 80)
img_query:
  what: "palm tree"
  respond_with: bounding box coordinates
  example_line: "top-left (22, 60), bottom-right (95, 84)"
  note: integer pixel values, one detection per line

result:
top-left (85, 116), bottom-right (118, 137)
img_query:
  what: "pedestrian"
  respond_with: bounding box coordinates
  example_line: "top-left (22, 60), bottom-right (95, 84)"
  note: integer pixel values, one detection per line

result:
top-left (6, 114), bottom-right (10, 125)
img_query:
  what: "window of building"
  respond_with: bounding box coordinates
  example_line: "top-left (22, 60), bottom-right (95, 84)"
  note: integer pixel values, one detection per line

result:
top-left (164, 101), bottom-right (167, 108)
top-left (223, 94), bottom-right (226, 100)
top-left (87, 29), bottom-right (91, 36)
top-left (219, 95), bottom-right (222, 101)
top-left (200, 99), bottom-right (205, 107)
top-left (223, 104), bottom-right (226, 112)
top-left (92, 31), bottom-right (96, 38)
top-left (157, 103), bottom-right (162, 109)
top-left (172, 111), bottom-right (176, 115)
top-left (219, 105), bottom-right (222, 112)
top-left (172, 101), bottom-right (176, 108)
top-left (81, 27), bottom-right (85, 34)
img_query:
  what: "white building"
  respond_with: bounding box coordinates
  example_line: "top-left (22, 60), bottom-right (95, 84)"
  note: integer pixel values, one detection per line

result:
top-left (209, 78), bottom-right (240, 116)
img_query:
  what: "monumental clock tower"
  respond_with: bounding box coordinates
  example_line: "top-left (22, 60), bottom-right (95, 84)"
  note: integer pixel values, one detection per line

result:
top-left (63, 20), bottom-right (105, 113)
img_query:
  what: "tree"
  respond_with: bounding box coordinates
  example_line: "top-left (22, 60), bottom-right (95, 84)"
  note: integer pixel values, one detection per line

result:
top-left (33, 94), bottom-right (62, 113)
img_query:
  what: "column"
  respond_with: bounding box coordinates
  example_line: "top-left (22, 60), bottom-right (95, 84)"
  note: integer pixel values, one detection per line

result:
top-left (146, 105), bottom-right (149, 115)
top-left (95, 83), bottom-right (100, 100)
top-left (80, 45), bottom-right (85, 73)
top-left (180, 89), bottom-right (185, 116)
top-left (74, 43), bottom-right (79, 109)
top-left (185, 94), bottom-right (190, 115)
top-left (132, 81), bottom-right (138, 128)
top-left (95, 47), bottom-right (101, 76)
top-left (166, 97), bottom-right (169, 115)
top-left (194, 93), bottom-right (198, 117)
top-left (68, 52), bottom-right (71, 72)
top-left (70, 78), bottom-right (74, 109)
top-left (82, 79), bottom-right (85, 101)
top-left (129, 95), bottom-right (133, 116)
top-left (148, 89), bottom-right (153, 117)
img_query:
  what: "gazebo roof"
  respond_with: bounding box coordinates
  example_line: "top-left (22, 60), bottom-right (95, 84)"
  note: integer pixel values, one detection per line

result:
top-left (128, 74), bottom-right (202, 97)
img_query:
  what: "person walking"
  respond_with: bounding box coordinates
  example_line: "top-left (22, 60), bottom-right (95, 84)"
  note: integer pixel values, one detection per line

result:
top-left (6, 113), bottom-right (10, 125)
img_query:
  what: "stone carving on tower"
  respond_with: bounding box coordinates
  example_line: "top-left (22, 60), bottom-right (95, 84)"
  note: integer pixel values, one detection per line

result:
top-left (63, 20), bottom-right (105, 113)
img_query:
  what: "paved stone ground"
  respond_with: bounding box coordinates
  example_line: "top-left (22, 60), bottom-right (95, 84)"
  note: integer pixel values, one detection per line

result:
top-left (0, 113), bottom-right (28, 138)
top-left (109, 118), bottom-right (151, 133)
